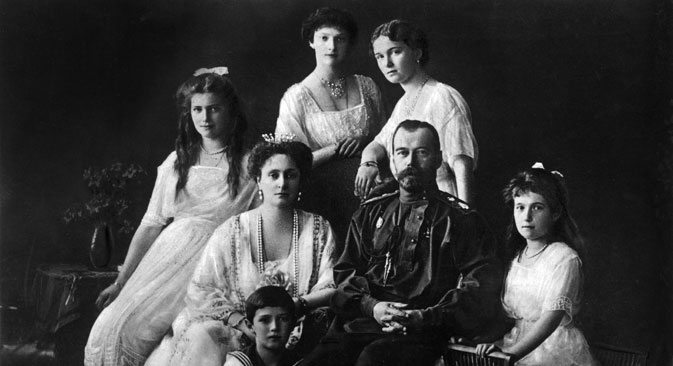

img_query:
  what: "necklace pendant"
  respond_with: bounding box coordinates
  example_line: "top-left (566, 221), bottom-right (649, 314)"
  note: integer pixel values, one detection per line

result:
top-left (321, 77), bottom-right (346, 98)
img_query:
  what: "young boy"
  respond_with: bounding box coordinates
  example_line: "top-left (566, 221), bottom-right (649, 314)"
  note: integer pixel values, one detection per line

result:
top-left (224, 286), bottom-right (301, 366)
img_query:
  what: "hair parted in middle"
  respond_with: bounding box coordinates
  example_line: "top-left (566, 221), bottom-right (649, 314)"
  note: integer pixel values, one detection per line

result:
top-left (174, 72), bottom-right (248, 199)
top-left (247, 140), bottom-right (313, 187)
top-left (370, 19), bottom-right (429, 66)
top-left (301, 7), bottom-right (358, 45)
top-left (502, 165), bottom-right (585, 262)
top-left (245, 285), bottom-right (296, 322)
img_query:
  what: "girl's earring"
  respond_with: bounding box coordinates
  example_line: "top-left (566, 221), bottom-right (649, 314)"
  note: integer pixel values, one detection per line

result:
top-left (258, 189), bottom-right (264, 201)
top-left (416, 59), bottom-right (420, 64)
top-left (297, 191), bottom-right (302, 202)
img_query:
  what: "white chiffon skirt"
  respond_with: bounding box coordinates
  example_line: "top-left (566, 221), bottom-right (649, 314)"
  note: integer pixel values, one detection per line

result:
top-left (84, 218), bottom-right (217, 366)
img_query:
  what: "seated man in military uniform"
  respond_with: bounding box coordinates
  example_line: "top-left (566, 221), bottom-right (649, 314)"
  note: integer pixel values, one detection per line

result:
top-left (303, 120), bottom-right (503, 366)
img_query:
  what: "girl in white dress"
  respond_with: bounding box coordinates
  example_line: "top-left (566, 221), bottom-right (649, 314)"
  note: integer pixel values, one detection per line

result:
top-left (355, 19), bottom-right (478, 203)
top-left (275, 7), bottom-right (386, 168)
top-left (84, 70), bottom-right (258, 366)
top-left (144, 140), bottom-right (337, 366)
top-left (476, 163), bottom-right (597, 365)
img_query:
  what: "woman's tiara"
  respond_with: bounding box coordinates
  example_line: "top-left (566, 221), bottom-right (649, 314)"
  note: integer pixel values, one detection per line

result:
top-left (193, 66), bottom-right (229, 76)
top-left (262, 133), bottom-right (296, 143)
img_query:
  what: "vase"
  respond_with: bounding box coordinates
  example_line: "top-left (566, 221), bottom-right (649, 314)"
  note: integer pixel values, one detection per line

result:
top-left (90, 224), bottom-right (114, 269)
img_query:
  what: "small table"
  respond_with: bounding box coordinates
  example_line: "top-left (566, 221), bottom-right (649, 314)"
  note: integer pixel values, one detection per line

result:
top-left (31, 264), bottom-right (117, 365)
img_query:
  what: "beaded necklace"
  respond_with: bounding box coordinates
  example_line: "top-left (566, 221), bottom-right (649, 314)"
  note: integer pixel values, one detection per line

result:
top-left (523, 243), bottom-right (549, 259)
top-left (256, 209), bottom-right (299, 297)
top-left (199, 145), bottom-right (226, 167)
top-left (404, 75), bottom-right (430, 117)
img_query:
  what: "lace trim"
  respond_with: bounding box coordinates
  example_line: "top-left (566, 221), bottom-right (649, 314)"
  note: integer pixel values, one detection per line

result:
top-left (232, 215), bottom-right (246, 307)
top-left (308, 214), bottom-right (323, 292)
top-left (119, 344), bottom-right (147, 366)
top-left (544, 296), bottom-right (573, 313)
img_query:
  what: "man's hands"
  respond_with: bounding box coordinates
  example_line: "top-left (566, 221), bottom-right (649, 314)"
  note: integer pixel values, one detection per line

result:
top-left (372, 302), bottom-right (423, 334)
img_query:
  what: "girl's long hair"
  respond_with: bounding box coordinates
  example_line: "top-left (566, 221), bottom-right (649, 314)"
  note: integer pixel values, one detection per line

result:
top-left (174, 73), bottom-right (248, 199)
top-left (502, 166), bottom-right (585, 262)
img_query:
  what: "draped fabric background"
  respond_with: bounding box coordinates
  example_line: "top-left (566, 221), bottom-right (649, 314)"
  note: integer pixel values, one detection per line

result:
top-left (0, 0), bottom-right (671, 364)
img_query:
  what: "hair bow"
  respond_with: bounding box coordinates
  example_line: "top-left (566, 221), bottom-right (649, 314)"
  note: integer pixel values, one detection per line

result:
top-left (193, 67), bottom-right (229, 76)
top-left (531, 162), bottom-right (564, 178)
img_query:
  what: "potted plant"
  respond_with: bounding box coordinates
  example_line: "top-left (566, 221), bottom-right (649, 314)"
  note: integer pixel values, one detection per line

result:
top-left (63, 162), bottom-right (146, 269)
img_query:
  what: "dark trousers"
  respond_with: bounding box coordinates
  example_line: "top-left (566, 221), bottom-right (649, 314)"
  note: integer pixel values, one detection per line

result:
top-left (302, 332), bottom-right (443, 366)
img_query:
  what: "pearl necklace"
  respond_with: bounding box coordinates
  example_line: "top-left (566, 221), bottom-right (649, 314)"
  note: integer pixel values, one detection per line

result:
top-left (404, 75), bottom-right (430, 117)
top-left (524, 243), bottom-right (549, 259)
top-left (321, 76), bottom-right (347, 98)
top-left (256, 210), bottom-right (299, 297)
top-left (199, 146), bottom-right (226, 166)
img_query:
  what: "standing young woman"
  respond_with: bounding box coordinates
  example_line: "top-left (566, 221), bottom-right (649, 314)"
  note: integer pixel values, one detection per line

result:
top-left (85, 70), bottom-right (258, 366)
top-left (275, 7), bottom-right (386, 168)
top-left (355, 19), bottom-right (478, 204)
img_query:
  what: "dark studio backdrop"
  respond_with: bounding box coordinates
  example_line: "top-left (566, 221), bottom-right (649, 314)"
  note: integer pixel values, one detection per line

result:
top-left (1, 0), bottom-right (672, 364)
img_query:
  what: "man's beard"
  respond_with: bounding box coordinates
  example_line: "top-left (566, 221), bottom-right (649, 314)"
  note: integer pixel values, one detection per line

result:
top-left (397, 167), bottom-right (428, 193)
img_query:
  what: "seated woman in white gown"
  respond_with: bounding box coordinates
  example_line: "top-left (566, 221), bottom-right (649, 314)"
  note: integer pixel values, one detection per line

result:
top-left (145, 139), bottom-right (337, 366)
top-left (475, 163), bottom-right (597, 365)
top-left (275, 7), bottom-right (386, 168)
top-left (84, 69), bottom-right (258, 366)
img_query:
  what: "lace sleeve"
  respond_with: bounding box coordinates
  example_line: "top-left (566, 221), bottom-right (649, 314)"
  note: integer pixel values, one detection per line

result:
top-left (185, 217), bottom-right (241, 320)
top-left (360, 75), bottom-right (387, 135)
top-left (541, 252), bottom-right (583, 323)
top-left (140, 152), bottom-right (178, 227)
top-left (275, 86), bottom-right (310, 147)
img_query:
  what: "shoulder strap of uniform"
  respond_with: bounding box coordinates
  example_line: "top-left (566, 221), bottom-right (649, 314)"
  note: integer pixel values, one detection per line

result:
top-left (436, 191), bottom-right (472, 212)
top-left (361, 190), bottom-right (399, 206)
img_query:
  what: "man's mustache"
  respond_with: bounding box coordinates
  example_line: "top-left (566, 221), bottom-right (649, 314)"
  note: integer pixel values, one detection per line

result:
top-left (398, 167), bottom-right (420, 178)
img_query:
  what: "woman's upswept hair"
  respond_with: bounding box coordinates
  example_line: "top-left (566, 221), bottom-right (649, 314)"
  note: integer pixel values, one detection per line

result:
top-left (370, 19), bottom-right (429, 66)
top-left (174, 73), bottom-right (248, 199)
top-left (502, 166), bottom-right (584, 261)
top-left (248, 141), bottom-right (313, 188)
top-left (301, 7), bottom-right (358, 45)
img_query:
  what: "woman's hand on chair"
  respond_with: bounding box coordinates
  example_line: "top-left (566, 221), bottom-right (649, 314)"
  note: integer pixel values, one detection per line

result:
top-left (354, 164), bottom-right (378, 199)
top-left (95, 282), bottom-right (122, 310)
top-left (475, 343), bottom-right (501, 357)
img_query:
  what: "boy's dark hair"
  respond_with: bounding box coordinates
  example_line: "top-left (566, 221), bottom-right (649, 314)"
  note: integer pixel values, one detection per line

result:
top-left (245, 286), bottom-right (296, 322)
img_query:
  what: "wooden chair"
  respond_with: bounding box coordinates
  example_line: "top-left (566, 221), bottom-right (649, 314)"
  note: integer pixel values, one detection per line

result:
top-left (444, 344), bottom-right (512, 366)
top-left (590, 343), bottom-right (648, 366)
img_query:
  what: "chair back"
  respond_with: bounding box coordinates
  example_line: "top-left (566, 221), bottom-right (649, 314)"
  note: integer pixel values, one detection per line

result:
top-left (590, 343), bottom-right (647, 366)
top-left (444, 344), bottom-right (512, 366)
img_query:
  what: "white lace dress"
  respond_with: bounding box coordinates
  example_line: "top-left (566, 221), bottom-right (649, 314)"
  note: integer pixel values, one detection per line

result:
top-left (275, 74), bottom-right (386, 150)
top-left (501, 242), bottom-right (597, 365)
top-left (84, 152), bottom-right (257, 366)
top-left (373, 80), bottom-right (477, 196)
top-left (144, 210), bottom-right (336, 366)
